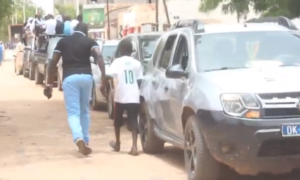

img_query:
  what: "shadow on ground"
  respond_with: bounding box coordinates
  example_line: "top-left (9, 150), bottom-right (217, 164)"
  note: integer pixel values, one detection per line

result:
top-left (152, 146), bottom-right (300, 180)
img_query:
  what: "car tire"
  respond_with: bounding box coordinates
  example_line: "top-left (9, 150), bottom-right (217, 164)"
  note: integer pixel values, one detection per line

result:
top-left (107, 88), bottom-right (114, 119)
top-left (138, 100), bottom-right (165, 154)
top-left (23, 65), bottom-right (29, 78)
top-left (29, 62), bottom-right (35, 80)
top-left (91, 84), bottom-right (102, 109)
top-left (184, 115), bottom-right (220, 180)
top-left (35, 66), bottom-right (44, 84)
top-left (57, 72), bottom-right (63, 91)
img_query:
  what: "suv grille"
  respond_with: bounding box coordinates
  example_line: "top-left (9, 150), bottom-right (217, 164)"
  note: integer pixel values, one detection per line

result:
top-left (257, 92), bottom-right (300, 119)
top-left (258, 92), bottom-right (300, 99)
top-left (257, 139), bottom-right (300, 157)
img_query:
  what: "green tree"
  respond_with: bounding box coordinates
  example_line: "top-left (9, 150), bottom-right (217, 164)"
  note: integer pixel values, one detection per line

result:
top-left (0, 0), bottom-right (13, 22)
top-left (199, 0), bottom-right (250, 22)
top-left (55, 3), bottom-right (76, 19)
top-left (252, 0), bottom-right (300, 18)
top-left (13, 0), bottom-right (44, 24)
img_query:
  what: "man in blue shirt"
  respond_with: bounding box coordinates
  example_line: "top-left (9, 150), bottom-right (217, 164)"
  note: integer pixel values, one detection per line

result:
top-left (63, 15), bottom-right (73, 35)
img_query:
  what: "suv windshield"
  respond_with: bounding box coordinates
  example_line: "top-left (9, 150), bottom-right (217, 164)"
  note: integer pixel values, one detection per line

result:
top-left (102, 45), bottom-right (117, 64)
top-left (196, 31), bottom-right (300, 72)
top-left (141, 37), bottom-right (160, 59)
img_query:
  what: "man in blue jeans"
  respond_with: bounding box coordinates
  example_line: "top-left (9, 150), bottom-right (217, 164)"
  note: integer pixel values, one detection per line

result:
top-left (44, 22), bottom-right (105, 155)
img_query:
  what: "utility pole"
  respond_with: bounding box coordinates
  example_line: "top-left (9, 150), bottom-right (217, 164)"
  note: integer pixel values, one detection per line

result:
top-left (76, 0), bottom-right (79, 15)
top-left (155, 0), bottom-right (159, 31)
top-left (22, 0), bottom-right (25, 22)
top-left (106, 0), bottom-right (110, 39)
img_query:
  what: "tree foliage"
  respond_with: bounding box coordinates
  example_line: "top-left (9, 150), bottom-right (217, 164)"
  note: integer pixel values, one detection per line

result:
top-left (199, 0), bottom-right (250, 22)
top-left (0, 0), bottom-right (13, 22)
top-left (199, 0), bottom-right (300, 22)
top-left (55, 3), bottom-right (76, 19)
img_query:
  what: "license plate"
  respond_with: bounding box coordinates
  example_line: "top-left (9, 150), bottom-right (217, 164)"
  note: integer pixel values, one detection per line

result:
top-left (282, 124), bottom-right (300, 137)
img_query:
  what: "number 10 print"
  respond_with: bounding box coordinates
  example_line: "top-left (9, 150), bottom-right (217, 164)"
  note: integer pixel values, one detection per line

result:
top-left (124, 70), bottom-right (134, 84)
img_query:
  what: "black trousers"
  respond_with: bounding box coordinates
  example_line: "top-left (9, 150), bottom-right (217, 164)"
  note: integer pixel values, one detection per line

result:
top-left (114, 102), bottom-right (140, 131)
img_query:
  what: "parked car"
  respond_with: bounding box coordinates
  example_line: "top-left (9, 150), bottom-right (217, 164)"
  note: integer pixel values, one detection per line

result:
top-left (106, 32), bottom-right (163, 119)
top-left (34, 35), bottom-right (63, 85)
top-left (90, 39), bottom-right (120, 110)
top-left (22, 37), bottom-right (36, 80)
top-left (138, 18), bottom-right (300, 180)
top-left (14, 42), bottom-right (25, 75)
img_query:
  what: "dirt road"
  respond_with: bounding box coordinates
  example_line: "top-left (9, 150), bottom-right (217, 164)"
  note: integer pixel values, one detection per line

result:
top-left (0, 59), bottom-right (186, 180)
top-left (0, 55), bottom-right (299, 180)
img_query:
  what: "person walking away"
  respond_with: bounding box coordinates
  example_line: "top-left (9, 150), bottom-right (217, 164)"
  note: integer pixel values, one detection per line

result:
top-left (0, 41), bottom-right (5, 62)
top-left (44, 22), bottom-right (106, 155)
top-left (0, 41), bottom-right (3, 66)
top-left (103, 39), bottom-right (143, 156)
top-left (63, 15), bottom-right (73, 35)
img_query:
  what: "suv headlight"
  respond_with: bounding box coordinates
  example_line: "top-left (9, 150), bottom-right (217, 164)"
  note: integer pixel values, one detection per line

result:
top-left (220, 94), bottom-right (260, 117)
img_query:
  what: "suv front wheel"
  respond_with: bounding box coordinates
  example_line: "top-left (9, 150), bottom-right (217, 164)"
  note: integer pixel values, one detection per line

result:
top-left (139, 100), bottom-right (164, 154)
top-left (184, 115), bottom-right (220, 180)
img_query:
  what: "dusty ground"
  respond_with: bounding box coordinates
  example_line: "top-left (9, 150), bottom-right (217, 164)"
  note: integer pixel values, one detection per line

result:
top-left (0, 52), bottom-right (299, 180)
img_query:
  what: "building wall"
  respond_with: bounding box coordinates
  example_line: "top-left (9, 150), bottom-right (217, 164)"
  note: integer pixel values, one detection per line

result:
top-left (86, 0), bottom-right (148, 3)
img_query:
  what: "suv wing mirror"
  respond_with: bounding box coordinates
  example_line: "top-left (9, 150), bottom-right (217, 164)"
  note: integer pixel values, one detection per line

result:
top-left (166, 64), bottom-right (188, 79)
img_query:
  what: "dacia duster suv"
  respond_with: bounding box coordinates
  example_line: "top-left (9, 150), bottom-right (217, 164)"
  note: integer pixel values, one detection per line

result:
top-left (138, 17), bottom-right (300, 180)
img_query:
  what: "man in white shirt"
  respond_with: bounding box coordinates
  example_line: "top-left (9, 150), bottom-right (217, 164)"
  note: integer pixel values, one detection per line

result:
top-left (104, 39), bottom-right (143, 156)
top-left (44, 14), bottom-right (56, 35)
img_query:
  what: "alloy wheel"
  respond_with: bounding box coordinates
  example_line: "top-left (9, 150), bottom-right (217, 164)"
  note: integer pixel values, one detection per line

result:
top-left (138, 110), bottom-right (148, 147)
top-left (185, 128), bottom-right (197, 176)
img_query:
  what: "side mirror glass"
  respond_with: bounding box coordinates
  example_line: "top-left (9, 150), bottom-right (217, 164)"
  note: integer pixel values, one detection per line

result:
top-left (166, 64), bottom-right (188, 79)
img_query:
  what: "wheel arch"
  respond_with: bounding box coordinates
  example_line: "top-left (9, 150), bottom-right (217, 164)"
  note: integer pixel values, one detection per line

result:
top-left (181, 106), bottom-right (196, 130)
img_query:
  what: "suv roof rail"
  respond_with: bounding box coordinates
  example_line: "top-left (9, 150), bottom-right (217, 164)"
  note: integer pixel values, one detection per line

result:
top-left (170, 19), bottom-right (205, 33)
top-left (245, 16), bottom-right (298, 30)
top-left (38, 34), bottom-right (70, 37)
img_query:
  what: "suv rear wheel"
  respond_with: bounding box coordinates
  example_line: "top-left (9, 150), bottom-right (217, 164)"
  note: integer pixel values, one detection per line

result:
top-left (184, 115), bottom-right (220, 180)
top-left (29, 62), bottom-right (35, 80)
top-left (23, 65), bottom-right (29, 78)
top-left (35, 67), bottom-right (44, 84)
top-left (139, 100), bottom-right (164, 154)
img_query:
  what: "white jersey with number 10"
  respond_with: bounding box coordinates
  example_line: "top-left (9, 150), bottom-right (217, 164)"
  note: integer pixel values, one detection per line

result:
top-left (107, 56), bottom-right (143, 104)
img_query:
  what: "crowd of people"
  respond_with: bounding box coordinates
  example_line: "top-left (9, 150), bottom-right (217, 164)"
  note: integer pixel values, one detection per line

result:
top-left (23, 13), bottom-right (83, 46)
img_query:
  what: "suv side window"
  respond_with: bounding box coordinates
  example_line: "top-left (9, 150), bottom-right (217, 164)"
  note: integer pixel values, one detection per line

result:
top-left (158, 35), bottom-right (177, 69)
top-left (152, 37), bottom-right (165, 66)
top-left (173, 35), bottom-right (189, 70)
top-left (130, 38), bottom-right (138, 59)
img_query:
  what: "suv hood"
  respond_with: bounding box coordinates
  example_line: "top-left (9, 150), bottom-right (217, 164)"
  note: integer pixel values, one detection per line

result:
top-left (204, 67), bottom-right (300, 93)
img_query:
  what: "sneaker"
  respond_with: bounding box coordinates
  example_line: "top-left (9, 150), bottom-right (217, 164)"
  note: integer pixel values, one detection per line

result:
top-left (76, 139), bottom-right (92, 155)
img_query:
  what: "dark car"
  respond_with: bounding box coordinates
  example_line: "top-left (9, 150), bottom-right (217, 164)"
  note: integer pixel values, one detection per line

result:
top-left (22, 37), bottom-right (37, 80)
top-left (106, 32), bottom-right (163, 119)
top-left (33, 35), bottom-right (63, 85)
top-left (138, 18), bottom-right (300, 180)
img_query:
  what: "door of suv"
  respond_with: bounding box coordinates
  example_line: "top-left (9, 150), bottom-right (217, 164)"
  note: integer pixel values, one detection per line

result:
top-left (35, 38), bottom-right (48, 75)
top-left (167, 33), bottom-right (192, 139)
top-left (152, 34), bottom-right (179, 136)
